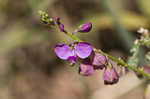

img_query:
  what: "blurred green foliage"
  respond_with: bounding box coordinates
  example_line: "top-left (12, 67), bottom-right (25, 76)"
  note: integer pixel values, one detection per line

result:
top-left (137, 0), bottom-right (150, 18)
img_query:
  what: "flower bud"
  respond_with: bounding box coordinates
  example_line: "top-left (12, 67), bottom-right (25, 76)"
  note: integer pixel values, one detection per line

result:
top-left (103, 66), bottom-right (119, 85)
top-left (78, 22), bottom-right (92, 33)
top-left (79, 60), bottom-right (94, 76)
top-left (59, 24), bottom-right (65, 32)
top-left (91, 52), bottom-right (107, 70)
top-left (53, 16), bottom-right (60, 25)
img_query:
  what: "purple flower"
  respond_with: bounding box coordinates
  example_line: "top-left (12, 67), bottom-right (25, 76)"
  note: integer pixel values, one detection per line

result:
top-left (53, 16), bottom-right (60, 25)
top-left (54, 42), bottom-right (93, 66)
top-left (79, 60), bottom-right (94, 76)
top-left (59, 24), bottom-right (65, 32)
top-left (91, 52), bottom-right (107, 70)
top-left (103, 66), bottom-right (119, 85)
top-left (75, 42), bottom-right (93, 59)
top-left (67, 56), bottom-right (77, 66)
top-left (78, 22), bottom-right (92, 33)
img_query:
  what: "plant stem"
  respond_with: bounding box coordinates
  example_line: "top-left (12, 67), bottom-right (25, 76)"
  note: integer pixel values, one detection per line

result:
top-left (65, 32), bottom-right (150, 79)
top-left (39, 10), bottom-right (150, 79)
top-left (65, 32), bottom-right (82, 42)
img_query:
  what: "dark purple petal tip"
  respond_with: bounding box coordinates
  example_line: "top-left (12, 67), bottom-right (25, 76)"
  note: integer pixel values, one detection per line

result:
top-left (94, 65), bottom-right (105, 70)
top-left (67, 56), bottom-right (77, 66)
top-left (79, 22), bottom-right (92, 33)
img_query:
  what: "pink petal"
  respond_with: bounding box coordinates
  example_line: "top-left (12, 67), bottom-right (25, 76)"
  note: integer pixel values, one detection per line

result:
top-left (75, 42), bottom-right (92, 59)
top-left (91, 52), bottom-right (107, 70)
top-left (79, 63), bottom-right (94, 76)
top-left (103, 67), bottom-right (119, 85)
top-left (54, 44), bottom-right (73, 60)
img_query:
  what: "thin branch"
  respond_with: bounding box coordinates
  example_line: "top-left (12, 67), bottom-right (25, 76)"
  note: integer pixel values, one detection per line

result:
top-left (39, 10), bottom-right (150, 79)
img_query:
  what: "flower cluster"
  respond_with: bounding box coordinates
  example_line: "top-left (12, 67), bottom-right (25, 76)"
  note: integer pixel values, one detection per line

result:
top-left (54, 42), bottom-right (121, 84)
top-left (39, 10), bottom-right (92, 34)
top-left (39, 10), bottom-right (150, 86)
top-left (39, 11), bottom-right (131, 85)
top-left (54, 42), bottom-right (93, 66)
top-left (40, 13), bottom-right (124, 85)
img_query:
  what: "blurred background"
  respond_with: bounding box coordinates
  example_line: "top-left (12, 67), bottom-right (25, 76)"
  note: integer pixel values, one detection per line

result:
top-left (0, 0), bottom-right (150, 99)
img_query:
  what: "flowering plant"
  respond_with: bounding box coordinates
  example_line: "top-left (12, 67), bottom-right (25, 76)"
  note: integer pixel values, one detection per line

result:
top-left (39, 10), bottom-right (150, 85)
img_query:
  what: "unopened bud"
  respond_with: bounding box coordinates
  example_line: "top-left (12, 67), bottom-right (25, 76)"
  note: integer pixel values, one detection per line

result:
top-left (53, 16), bottom-right (60, 25)
top-left (59, 24), bottom-right (65, 32)
top-left (78, 22), bottom-right (92, 33)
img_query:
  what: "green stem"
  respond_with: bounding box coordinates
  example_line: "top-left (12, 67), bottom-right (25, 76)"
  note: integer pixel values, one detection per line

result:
top-left (39, 10), bottom-right (150, 79)
top-left (66, 32), bottom-right (82, 42)
top-left (65, 31), bottom-right (150, 79)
